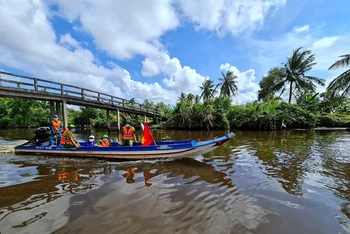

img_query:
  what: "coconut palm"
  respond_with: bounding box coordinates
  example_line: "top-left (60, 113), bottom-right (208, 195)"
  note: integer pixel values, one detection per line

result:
top-left (258, 67), bottom-right (284, 101)
top-left (194, 95), bottom-right (200, 104)
top-left (187, 93), bottom-right (195, 105)
top-left (178, 92), bottom-right (187, 101)
top-left (274, 47), bottom-right (325, 103)
top-left (199, 79), bottom-right (217, 101)
top-left (218, 70), bottom-right (238, 97)
top-left (327, 54), bottom-right (350, 98)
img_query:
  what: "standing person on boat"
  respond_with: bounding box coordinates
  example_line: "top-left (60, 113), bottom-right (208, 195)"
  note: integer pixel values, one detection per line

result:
top-left (60, 124), bottom-right (80, 148)
top-left (85, 135), bottom-right (97, 147)
top-left (119, 120), bottom-right (138, 146)
top-left (49, 114), bottom-right (63, 146)
top-left (98, 135), bottom-right (111, 147)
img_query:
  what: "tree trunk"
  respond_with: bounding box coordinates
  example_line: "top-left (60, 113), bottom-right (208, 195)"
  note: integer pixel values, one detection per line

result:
top-left (288, 81), bottom-right (293, 103)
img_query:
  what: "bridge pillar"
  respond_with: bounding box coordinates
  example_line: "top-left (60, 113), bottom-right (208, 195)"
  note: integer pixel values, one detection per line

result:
top-left (62, 100), bottom-right (68, 129)
top-left (55, 101), bottom-right (61, 119)
top-left (106, 109), bottom-right (110, 129)
top-left (144, 115), bottom-right (147, 123)
top-left (117, 109), bottom-right (120, 131)
top-left (49, 101), bottom-right (55, 118)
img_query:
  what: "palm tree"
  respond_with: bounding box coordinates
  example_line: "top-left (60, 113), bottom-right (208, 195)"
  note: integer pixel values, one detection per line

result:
top-left (274, 47), bottom-right (325, 103)
top-left (258, 67), bottom-right (284, 101)
top-left (327, 54), bottom-right (350, 98)
top-left (187, 93), bottom-right (195, 105)
top-left (199, 79), bottom-right (217, 101)
top-left (194, 95), bottom-right (200, 104)
top-left (178, 92), bottom-right (187, 102)
top-left (218, 70), bottom-right (238, 97)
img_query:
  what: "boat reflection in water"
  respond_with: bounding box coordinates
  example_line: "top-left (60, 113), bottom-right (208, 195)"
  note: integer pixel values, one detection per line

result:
top-left (1, 157), bottom-right (262, 234)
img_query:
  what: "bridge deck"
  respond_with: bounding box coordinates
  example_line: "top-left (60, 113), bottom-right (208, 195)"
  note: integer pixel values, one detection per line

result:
top-left (0, 71), bottom-right (162, 117)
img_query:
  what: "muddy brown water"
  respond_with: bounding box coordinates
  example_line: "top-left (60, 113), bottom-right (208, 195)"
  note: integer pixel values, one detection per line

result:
top-left (0, 129), bottom-right (349, 234)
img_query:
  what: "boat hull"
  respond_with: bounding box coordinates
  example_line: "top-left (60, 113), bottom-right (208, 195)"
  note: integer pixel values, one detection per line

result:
top-left (14, 132), bottom-right (235, 160)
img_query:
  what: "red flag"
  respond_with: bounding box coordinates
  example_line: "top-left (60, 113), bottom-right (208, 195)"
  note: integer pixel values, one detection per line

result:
top-left (141, 122), bottom-right (155, 146)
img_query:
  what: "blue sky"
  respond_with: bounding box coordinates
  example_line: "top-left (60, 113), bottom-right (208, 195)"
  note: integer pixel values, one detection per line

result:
top-left (0, 0), bottom-right (349, 104)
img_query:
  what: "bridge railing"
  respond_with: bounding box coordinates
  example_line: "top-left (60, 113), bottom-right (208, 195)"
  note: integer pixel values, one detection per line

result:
top-left (0, 71), bottom-right (162, 116)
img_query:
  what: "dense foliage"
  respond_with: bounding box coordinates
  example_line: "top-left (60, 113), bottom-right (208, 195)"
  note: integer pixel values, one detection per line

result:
top-left (0, 98), bottom-right (49, 128)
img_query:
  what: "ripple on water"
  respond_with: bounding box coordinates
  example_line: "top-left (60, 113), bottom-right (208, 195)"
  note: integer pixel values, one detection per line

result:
top-left (1, 130), bottom-right (350, 234)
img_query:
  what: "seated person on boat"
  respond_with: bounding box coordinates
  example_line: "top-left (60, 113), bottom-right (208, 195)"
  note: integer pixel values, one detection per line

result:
top-left (119, 120), bottom-right (138, 146)
top-left (85, 135), bottom-right (97, 147)
top-left (49, 114), bottom-right (63, 146)
top-left (98, 134), bottom-right (111, 147)
top-left (60, 124), bottom-right (80, 148)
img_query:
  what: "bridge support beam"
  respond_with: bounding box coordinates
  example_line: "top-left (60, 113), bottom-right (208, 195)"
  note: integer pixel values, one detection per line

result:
top-left (117, 109), bottom-right (120, 131)
top-left (144, 114), bottom-right (147, 123)
top-left (106, 110), bottom-right (110, 129)
top-left (50, 101), bottom-right (55, 119)
top-left (55, 101), bottom-right (61, 119)
top-left (62, 100), bottom-right (68, 129)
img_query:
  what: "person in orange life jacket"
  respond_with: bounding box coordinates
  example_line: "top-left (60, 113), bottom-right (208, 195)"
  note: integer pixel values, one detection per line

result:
top-left (118, 120), bottom-right (138, 146)
top-left (98, 135), bottom-right (111, 147)
top-left (125, 167), bottom-right (136, 183)
top-left (49, 114), bottom-right (63, 146)
top-left (60, 124), bottom-right (80, 148)
top-left (85, 135), bottom-right (97, 147)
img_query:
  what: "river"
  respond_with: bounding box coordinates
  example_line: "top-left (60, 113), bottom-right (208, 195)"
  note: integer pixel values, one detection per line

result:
top-left (0, 129), bottom-right (349, 234)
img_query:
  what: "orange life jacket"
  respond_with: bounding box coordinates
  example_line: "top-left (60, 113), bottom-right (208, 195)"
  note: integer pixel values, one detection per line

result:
top-left (58, 171), bottom-right (69, 181)
top-left (122, 126), bottom-right (135, 140)
top-left (58, 170), bottom-right (79, 182)
top-left (60, 129), bottom-right (74, 145)
top-left (99, 139), bottom-right (110, 147)
top-left (125, 168), bottom-right (136, 178)
top-left (143, 170), bottom-right (153, 187)
top-left (52, 120), bottom-right (63, 132)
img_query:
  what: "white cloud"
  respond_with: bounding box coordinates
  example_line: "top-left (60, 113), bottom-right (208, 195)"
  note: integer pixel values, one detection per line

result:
top-left (311, 36), bottom-right (339, 50)
top-left (0, 0), bottom-right (178, 104)
top-left (50, 0), bottom-right (179, 60)
top-left (51, 0), bottom-right (209, 97)
top-left (142, 53), bottom-right (208, 94)
top-left (177, 0), bottom-right (286, 36)
top-left (219, 63), bottom-right (260, 104)
top-left (59, 33), bottom-right (80, 50)
top-left (243, 24), bottom-right (350, 96)
top-left (293, 25), bottom-right (310, 34)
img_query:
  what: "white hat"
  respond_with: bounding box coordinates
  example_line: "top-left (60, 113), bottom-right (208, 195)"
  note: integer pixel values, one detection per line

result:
top-left (89, 135), bottom-right (95, 139)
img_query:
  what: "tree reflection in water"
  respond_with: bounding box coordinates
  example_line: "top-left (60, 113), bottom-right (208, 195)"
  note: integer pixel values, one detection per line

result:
top-left (1, 129), bottom-right (350, 234)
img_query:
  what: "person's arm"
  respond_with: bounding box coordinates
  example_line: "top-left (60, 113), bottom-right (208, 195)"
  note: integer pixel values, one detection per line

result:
top-left (67, 132), bottom-right (79, 147)
top-left (133, 128), bottom-right (138, 142)
top-left (49, 122), bottom-right (55, 133)
top-left (59, 122), bottom-right (64, 131)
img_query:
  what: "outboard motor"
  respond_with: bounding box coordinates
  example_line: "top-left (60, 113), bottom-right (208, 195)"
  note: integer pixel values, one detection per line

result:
top-left (33, 126), bottom-right (51, 145)
top-left (20, 126), bottom-right (51, 146)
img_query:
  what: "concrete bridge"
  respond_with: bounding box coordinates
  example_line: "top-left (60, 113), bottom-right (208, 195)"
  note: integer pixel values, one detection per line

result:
top-left (0, 71), bottom-right (163, 129)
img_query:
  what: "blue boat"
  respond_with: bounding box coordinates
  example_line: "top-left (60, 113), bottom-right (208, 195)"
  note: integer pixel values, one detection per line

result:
top-left (14, 131), bottom-right (235, 160)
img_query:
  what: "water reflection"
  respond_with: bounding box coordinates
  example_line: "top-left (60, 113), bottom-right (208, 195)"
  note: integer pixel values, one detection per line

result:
top-left (0, 129), bottom-right (350, 233)
top-left (0, 156), bottom-right (240, 233)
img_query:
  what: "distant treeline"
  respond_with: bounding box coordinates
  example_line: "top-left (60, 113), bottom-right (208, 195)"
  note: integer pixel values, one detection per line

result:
top-left (1, 97), bottom-right (349, 130)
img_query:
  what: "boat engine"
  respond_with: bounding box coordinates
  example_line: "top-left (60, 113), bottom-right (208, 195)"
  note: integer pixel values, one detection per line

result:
top-left (25, 126), bottom-right (51, 146)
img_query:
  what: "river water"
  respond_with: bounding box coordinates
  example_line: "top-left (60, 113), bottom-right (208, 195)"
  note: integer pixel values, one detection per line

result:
top-left (0, 129), bottom-right (349, 234)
